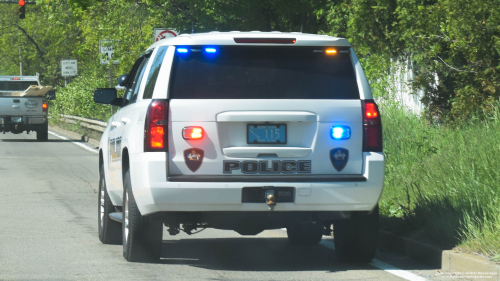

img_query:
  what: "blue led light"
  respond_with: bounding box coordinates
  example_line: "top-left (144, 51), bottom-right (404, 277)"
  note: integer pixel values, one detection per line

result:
top-left (205, 48), bottom-right (217, 53)
top-left (176, 48), bottom-right (189, 53)
top-left (331, 126), bottom-right (351, 140)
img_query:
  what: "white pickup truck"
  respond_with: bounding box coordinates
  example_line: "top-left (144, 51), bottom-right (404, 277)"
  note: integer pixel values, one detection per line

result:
top-left (0, 74), bottom-right (55, 141)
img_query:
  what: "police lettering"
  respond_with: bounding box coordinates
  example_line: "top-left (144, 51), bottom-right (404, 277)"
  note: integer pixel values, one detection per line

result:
top-left (242, 161), bottom-right (258, 174)
top-left (223, 161), bottom-right (241, 174)
top-left (223, 160), bottom-right (311, 174)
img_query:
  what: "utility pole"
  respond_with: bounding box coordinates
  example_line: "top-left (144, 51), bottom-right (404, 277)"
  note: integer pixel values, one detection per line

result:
top-left (109, 64), bottom-right (114, 114)
top-left (19, 47), bottom-right (23, 76)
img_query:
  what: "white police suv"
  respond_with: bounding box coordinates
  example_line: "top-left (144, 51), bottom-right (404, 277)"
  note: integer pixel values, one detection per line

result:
top-left (94, 32), bottom-right (384, 263)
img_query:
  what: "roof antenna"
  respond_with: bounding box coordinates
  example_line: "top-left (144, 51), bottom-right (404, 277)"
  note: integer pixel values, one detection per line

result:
top-left (191, 22), bottom-right (195, 34)
top-left (300, 23), bottom-right (303, 33)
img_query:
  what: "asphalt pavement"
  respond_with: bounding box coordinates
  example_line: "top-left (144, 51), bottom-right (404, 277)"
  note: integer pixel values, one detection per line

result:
top-left (0, 130), bottom-right (450, 281)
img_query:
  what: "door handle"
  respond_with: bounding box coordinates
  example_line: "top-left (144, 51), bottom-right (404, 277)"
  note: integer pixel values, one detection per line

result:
top-left (121, 117), bottom-right (130, 125)
top-left (111, 121), bottom-right (121, 128)
top-left (12, 105), bottom-right (20, 108)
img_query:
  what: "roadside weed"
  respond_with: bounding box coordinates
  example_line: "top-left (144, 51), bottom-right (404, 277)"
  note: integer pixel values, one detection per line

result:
top-left (379, 100), bottom-right (500, 258)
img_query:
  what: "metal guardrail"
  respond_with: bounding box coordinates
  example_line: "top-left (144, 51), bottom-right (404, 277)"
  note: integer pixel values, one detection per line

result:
top-left (59, 114), bottom-right (107, 133)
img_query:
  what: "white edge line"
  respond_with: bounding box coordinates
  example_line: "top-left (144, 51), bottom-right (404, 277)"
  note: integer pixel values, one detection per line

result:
top-left (319, 240), bottom-right (428, 281)
top-left (369, 259), bottom-right (428, 281)
top-left (48, 131), bottom-right (99, 154)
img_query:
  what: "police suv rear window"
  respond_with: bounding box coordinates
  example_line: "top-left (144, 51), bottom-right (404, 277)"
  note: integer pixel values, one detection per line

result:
top-left (169, 46), bottom-right (359, 99)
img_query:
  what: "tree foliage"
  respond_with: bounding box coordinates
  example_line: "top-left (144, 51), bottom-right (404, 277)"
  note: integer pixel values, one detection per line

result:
top-left (0, 0), bottom-right (498, 121)
top-left (319, 0), bottom-right (500, 121)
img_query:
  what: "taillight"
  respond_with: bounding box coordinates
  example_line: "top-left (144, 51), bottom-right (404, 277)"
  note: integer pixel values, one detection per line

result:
top-left (144, 100), bottom-right (168, 152)
top-left (42, 102), bottom-right (48, 112)
top-left (362, 100), bottom-right (383, 152)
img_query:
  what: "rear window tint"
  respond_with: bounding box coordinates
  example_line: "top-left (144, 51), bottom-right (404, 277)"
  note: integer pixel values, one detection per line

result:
top-left (169, 46), bottom-right (359, 99)
top-left (0, 81), bottom-right (38, 91)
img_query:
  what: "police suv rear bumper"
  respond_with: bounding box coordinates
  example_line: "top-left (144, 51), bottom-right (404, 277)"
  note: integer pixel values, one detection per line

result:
top-left (129, 152), bottom-right (384, 216)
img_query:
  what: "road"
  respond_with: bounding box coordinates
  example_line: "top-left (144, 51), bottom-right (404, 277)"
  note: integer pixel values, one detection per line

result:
top-left (0, 129), bottom-right (445, 281)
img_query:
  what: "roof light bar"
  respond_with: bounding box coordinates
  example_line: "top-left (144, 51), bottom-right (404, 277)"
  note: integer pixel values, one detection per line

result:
top-left (233, 38), bottom-right (296, 44)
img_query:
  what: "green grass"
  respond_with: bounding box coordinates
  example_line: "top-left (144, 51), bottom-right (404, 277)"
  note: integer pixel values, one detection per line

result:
top-left (379, 99), bottom-right (500, 260)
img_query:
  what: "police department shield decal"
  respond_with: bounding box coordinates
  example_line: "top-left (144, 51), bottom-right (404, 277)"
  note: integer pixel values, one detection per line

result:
top-left (330, 148), bottom-right (349, 172)
top-left (184, 148), bottom-right (204, 172)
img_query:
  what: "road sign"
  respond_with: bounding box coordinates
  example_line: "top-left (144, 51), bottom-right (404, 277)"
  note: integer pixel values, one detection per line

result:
top-left (61, 60), bottom-right (78, 77)
top-left (99, 39), bottom-right (119, 65)
top-left (154, 28), bottom-right (177, 42)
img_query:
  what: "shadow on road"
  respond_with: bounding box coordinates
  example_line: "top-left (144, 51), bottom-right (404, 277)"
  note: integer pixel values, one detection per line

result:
top-left (0, 139), bottom-right (83, 143)
top-left (157, 237), bottom-right (433, 272)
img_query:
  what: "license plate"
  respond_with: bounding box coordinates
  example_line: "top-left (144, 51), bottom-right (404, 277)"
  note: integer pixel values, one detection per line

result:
top-left (11, 117), bottom-right (22, 123)
top-left (247, 124), bottom-right (286, 144)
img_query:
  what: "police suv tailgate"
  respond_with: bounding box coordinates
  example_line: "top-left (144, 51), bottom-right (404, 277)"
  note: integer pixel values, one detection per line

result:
top-left (168, 100), bottom-right (362, 178)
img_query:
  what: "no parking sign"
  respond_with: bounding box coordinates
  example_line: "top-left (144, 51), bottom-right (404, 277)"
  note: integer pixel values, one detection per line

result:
top-left (154, 28), bottom-right (178, 42)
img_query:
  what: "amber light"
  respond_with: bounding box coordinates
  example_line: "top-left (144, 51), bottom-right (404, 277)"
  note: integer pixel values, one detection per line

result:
top-left (183, 126), bottom-right (204, 140)
top-left (326, 49), bottom-right (337, 54)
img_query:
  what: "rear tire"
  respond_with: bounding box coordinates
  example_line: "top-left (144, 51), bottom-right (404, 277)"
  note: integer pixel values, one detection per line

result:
top-left (36, 123), bottom-right (48, 141)
top-left (122, 169), bottom-right (163, 262)
top-left (334, 205), bottom-right (379, 263)
top-left (98, 165), bottom-right (122, 245)
top-left (287, 223), bottom-right (323, 245)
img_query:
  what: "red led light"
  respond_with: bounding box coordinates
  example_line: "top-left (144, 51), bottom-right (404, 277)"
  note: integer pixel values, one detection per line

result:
top-left (183, 127), bottom-right (204, 140)
top-left (19, 0), bottom-right (25, 5)
top-left (42, 102), bottom-right (48, 111)
top-left (234, 38), bottom-right (296, 44)
top-left (364, 102), bottom-right (378, 119)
